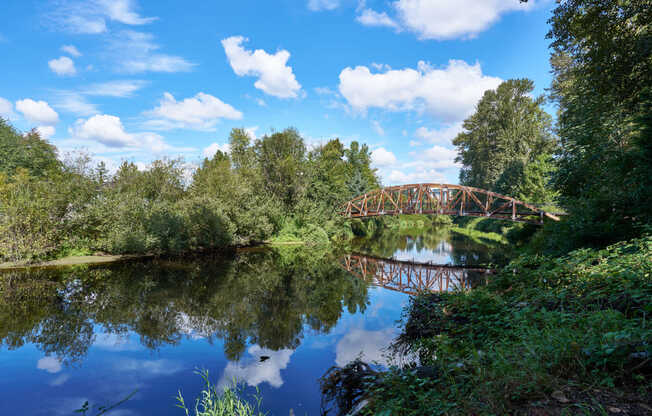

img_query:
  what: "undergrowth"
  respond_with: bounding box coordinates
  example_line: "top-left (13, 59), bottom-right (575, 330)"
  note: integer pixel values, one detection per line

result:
top-left (327, 235), bottom-right (652, 415)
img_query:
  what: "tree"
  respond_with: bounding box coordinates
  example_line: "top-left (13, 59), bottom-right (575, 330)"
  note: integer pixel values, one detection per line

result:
top-left (344, 141), bottom-right (379, 193)
top-left (0, 119), bottom-right (61, 178)
top-left (548, 0), bottom-right (652, 244)
top-left (453, 79), bottom-right (556, 197)
top-left (254, 128), bottom-right (307, 207)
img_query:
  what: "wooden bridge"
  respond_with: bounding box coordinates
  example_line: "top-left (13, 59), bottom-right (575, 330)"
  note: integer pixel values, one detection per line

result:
top-left (341, 183), bottom-right (561, 225)
top-left (341, 254), bottom-right (493, 296)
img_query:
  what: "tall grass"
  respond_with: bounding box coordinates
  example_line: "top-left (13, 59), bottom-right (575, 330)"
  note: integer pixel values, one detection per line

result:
top-left (176, 370), bottom-right (266, 416)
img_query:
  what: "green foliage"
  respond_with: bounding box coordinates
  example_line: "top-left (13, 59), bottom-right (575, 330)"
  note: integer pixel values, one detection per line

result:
top-left (0, 119), bottom-right (61, 178)
top-left (548, 0), bottom-right (652, 246)
top-left (358, 235), bottom-right (652, 415)
top-left (0, 120), bottom-right (380, 262)
top-left (176, 370), bottom-right (265, 416)
top-left (0, 247), bottom-right (368, 363)
top-left (453, 79), bottom-right (557, 204)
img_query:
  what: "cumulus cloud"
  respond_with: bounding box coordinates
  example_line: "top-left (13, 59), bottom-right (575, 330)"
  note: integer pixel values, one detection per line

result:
top-left (202, 142), bottom-right (230, 158)
top-left (307, 0), bottom-right (341, 11)
top-left (415, 122), bottom-right (464, 144)
top-left (61, 44), bottom-right (82, 57)
top-left (48, 56), bottom-right (77, 76)
top-left (356, 9), bottom-right (400, 30)
top-left (16, 99), bottom-right (59, 125)
top-left (356, 0), bottom-right (534, 40)
top-left (0, 97), bottom-right (16, 119)
top-left (387, 168), bottom-right (447, 184)
top-left (47, 0), bottom-right (156, 34)
top-left (338, 59), bottom-right (501, 121)
top-left (37, 356), bottom-right (62, 374)
top-left (36, 125), bottom-right (56, 140)
top-left (70, 114), bottom-right (169, 152)
top-left (222, 36), bottom-right (302, 99)
top-left (371, 147), bottom-right (396, 167)
top-left (82, 80), bottom-right (148, 97)
top-left (395, 0), bottom-right (534, 40)
top-left (71, 114), bottom-right (133, 147)
top-left (109, 30), bottom-right (195, 73)
top-left (219, 345), bottom-right (293, 389)
top-left (144, 92), bottom-right (242, 130)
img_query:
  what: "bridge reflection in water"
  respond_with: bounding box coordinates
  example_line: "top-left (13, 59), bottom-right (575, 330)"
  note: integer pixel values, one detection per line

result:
top-left (341, 254), bottom-right (493, 296)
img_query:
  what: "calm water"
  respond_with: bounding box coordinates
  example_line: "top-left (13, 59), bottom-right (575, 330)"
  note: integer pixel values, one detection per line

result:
top-left (0, 227), bottom-right (498, 415)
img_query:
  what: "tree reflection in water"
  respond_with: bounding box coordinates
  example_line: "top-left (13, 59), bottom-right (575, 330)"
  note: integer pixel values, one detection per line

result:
top-left (0, 247), bottom-right (369, 366)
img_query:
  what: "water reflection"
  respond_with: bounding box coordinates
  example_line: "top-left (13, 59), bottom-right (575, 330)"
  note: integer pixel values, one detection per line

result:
top-left (0, 247), bottom-right (368, 366)
top-left (351, 225), bottom-right (509, 265)
top-left (0, 229), bottom-right (503, 415)
top-left (341, 253), bottom-right (492, 296)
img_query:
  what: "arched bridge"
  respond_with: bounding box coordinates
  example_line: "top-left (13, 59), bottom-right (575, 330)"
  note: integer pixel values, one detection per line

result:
top-left (341, 254), bottom-right (492, 296)
top-left (341, 183), bottom-right (561, 225)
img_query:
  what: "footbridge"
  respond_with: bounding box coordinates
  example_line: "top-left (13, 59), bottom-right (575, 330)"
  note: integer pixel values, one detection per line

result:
top-left (341, 183), bottom-right (561, 225)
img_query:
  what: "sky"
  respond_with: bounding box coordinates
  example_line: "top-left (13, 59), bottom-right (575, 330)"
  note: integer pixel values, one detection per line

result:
top-left (0, 0), bottom-right (557, 185)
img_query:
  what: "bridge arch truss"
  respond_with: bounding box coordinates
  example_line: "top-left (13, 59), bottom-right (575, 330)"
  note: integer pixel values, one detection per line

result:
top-left (341, 183), bottom-right (560, 225)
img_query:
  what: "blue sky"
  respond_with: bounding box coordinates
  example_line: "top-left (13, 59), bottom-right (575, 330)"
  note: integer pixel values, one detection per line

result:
top-left (0, 0), bottom-right (555, 185)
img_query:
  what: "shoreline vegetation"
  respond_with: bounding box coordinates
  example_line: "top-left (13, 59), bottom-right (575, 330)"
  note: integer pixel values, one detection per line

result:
top-left (0, 124), bottom-right (382, 265)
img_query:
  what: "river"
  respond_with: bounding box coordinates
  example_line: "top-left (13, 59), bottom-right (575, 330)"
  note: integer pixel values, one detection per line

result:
top-left (0, 226), bottom-right (502, 415)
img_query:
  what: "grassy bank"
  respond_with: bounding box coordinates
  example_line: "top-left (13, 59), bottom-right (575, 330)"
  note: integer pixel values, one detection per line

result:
top-left (323, 235), bottom-right (652, 415)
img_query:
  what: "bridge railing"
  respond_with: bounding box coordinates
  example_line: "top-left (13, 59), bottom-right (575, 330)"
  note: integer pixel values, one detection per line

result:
top-left (341, 183), bottom-right (561, 225)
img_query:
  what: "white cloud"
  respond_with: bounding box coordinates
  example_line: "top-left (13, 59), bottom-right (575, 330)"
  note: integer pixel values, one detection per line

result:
top-left (219, 345), bottom-right (293, 389)
top-left (222, 36), bottom-right (302, 99)
top-left (421, 145), bottom-right (459, 168)
top-left (256, 98), bottom-right (266, 107)
top-left (371, 120), bottom-right (385, 136)
top-left (0, 97), bottom-right (16, 119)
top-left (83, 80), bottom-right (148, 97)
top-left (338, 59), bottom-right (501, 121)
top-left (307, 0), bottom-right (341, 11)
top-left (415, 122), bottom-right (463, 144)
top-left (394, 0), bottom-right (534, 40)
top-left (16, 99), bottom-right (59, 125)
top-left (48, 56), bottom-right (77, 76)
top-left (47, 0), bottom-right (156, 34)
top-left (387, 168), bottom-right (447, 184)
top-left (145, 92), bottom-right (242, 130)
top-left (109, 30), bottom-right (195, 73)
top-left (356, 9), bottom-right (400, 30)
top-left (71, 114), bottom-right (133, 147)
top-left (371, 147), bottom-right (397, 166)
top-left (36, 125), bottom-right (56, 139)
top-left (335, 328), bottom-right (396, 367)
top-left (37, 356), bottom-right (62, 374)
top-left (61, 45), bottom-right (82, 57)
top-left (202, 142), bottom-right (230, 158)
top-left (52, 92), bottom-right (99, 116)
top-left (70, 114), bottom-right (171, 153)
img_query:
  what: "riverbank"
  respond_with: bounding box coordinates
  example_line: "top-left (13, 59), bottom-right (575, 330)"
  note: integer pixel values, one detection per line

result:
top-left (323, 235), bottom-right (652, 415)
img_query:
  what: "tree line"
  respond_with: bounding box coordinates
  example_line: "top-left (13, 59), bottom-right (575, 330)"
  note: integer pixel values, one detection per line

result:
top-left (453, 0), bottom-right (650, 252)
top-left (0, 122), bottom-right (379, 262)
